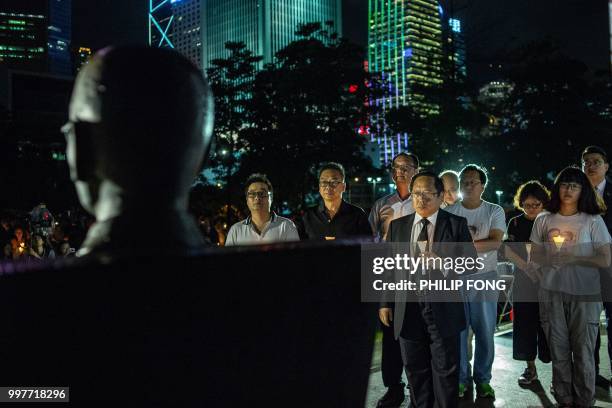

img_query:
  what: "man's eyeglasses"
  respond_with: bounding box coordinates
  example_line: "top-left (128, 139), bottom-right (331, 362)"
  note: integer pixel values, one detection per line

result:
top-left (522, 202), bottom-right (542, 210)
top-left (246, 191), bottom-right (270, 199)
top-left (461, 180), bottom-right (482, 187)
top-left (582, 159), bottom-right (605, 168)
top-left (558, 182), bottom-right (582, 191)
top-left (319, 180), bottom-right (343, 189)
top-left (390, 164), bottom-right (417, 174)
top-left (411, 191), bottom-right (438, 200)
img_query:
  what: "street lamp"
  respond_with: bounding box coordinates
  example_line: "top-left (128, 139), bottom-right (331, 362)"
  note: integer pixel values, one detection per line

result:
top-left (368, 177), bottom-right (382, 200)
top-left (495, 190), bottom-right (503, 205)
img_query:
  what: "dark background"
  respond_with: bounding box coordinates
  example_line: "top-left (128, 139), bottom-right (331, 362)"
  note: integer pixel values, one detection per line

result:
top-left (73, 0), bottom-right (611, 83)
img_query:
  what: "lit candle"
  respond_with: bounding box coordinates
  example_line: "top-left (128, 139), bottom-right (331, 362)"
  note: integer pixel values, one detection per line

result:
top-left (552, 235), bottom-right (565, 251)
top-left (525, 243), bottom-right (532, 261)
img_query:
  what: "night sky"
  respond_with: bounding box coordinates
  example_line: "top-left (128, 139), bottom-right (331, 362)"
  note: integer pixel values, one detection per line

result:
top-left (72, 0), bottom-right (610, 84)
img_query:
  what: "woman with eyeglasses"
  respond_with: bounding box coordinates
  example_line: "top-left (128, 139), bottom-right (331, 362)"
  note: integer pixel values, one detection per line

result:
top-left (530, 167), bottom-right (611, 408)
top-left (504, 181), bottom-right (551, 386)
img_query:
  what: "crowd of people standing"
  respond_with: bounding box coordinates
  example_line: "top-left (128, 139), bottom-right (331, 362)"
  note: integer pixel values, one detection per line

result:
top-left (222, 145), bottom-right (612, 408)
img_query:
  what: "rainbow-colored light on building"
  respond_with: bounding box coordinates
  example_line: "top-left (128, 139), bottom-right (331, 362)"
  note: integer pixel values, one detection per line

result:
top-left (368, 0), bottom-right (444, 165)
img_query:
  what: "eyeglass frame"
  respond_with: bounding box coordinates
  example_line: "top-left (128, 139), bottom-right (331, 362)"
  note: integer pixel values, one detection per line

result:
top-left (522, 202), bottom-right (543, 210)
top-left (246, 191), bottom-right (271, 199)
top-left (390, 164), bottom-right (418, 174)
top-left (410, 190), bottom-right (441, 200)
top-left (581, 159), bottom-right (606, 168)
top-left (460, 180), bottom-right (482, 188)
top-left (319, 180), bottom-right (344, 189)
top-left (558, 182), bottom-right (582, 191)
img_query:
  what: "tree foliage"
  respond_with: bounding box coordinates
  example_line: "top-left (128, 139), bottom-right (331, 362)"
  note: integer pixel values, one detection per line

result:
top-left (202, 23), bottom-right (377, 214)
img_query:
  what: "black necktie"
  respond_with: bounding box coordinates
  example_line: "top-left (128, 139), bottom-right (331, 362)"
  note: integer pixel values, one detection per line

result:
top-left (413, 218), bottom-right (430, 292)
top-left (416, 218), bottom-right (430, 254)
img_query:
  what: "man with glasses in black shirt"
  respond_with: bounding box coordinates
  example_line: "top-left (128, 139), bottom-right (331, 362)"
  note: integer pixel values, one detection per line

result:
top-left (296, 162), bottom-right (372, 240)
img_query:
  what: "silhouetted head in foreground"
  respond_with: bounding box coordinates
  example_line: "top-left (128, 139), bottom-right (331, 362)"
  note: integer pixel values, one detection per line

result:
top-left (64, 46), bottom-right (214, 258)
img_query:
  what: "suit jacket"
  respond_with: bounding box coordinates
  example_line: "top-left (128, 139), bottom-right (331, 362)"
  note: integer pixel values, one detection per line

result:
top-left (600, 177), bottom-right (612, 299)
top-left (602, 177), bottom-right (612, 233)
top-left (382, 209), bottom-right (477, 340)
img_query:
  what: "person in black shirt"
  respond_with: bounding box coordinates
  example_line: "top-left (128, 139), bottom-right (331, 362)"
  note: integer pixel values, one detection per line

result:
top-left (296, 162), bottom-right (372, 240)
top-left (504, 180), bottom-right (551, 386)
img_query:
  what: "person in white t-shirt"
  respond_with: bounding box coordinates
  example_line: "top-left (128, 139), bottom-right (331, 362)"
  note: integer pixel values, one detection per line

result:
top-left (439, 170), bottom-right (460, 209)
top-left (530, 166), bottom-right (611, 408)
top-left (445, 164), bottom-right (506, 400)
top-left (225, 174), bottom-right (299, 246)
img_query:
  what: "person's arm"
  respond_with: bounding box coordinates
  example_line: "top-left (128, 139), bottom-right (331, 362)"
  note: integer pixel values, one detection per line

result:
top-left (224, 225), bottom-right (237, 246)
top-left (379, 219), bottom-right (394, 327)
top-left (556, 217), bottom-right (612, 268)
top-left (293, 214), bottom-right (307, 241)
top-left (558, 246), bottom-right (611, 268)
top-left (474, 229), bottom-right (504, 252)
top-left (528, 216), bottom-right (548, 275)
top-left (359, 210), bottom-right (374, 240)
top-left (504, 244), bottom-right (540, 283)
top-left (368, 203), bottom-right (381, 242)
top-left (284, 221), bottom-right (300, 242)
top-left (474, 206), bottom-right (506, 252)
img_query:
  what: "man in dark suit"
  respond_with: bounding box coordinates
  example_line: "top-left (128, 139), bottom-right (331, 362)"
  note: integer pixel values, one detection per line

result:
top-left (379, 171), bottom-right (477, 408)
top-left (581, 145), bottom-right (612, 387)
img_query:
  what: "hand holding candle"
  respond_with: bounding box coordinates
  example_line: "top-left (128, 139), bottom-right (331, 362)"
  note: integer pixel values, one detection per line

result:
top-left (552, 235), bottom-right (565, 252)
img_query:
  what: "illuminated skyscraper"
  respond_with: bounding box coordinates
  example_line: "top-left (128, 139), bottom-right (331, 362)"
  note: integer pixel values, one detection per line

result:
top-left (47, 0), bottom-right (71, 76)
top-left (171, 0), bottom-right (202, 68)
top-left (205, 0), bottom-right (341, 69)
top-left (0, 0), bottom-right (71, 76)
top-left (368, 0), bottom-right (444, 164)
top-left (447, 17), bottom-right (466, 80)
top-left (149, 0), bottom-right (175, 50)
top-left (149, 0), bottom-right (342, 70)
top-left (609, 0), bottom-right (612, 70)
top-left (74, 46), bottom-right (92, 73)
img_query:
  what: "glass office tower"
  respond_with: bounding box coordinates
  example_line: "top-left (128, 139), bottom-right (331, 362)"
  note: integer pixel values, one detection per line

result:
top-left (0, 0), bottom-right (71, 76)
top-left (368, 0), bottom-right (444, 164)
top-left (151, 0), bottom-right (342, 70)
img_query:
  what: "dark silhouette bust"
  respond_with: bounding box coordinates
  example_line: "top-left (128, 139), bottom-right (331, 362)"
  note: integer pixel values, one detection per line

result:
top-left (64, 46), bottom-right (214, 259)
top-left (0, 46), bottom-right (375, 408)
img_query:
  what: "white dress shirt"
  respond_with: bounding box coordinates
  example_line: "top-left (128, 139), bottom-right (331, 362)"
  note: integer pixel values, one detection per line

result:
top-left (411, 211), bottom-right (439, 250)
top-left (596, 179), bottom-right (606, 198)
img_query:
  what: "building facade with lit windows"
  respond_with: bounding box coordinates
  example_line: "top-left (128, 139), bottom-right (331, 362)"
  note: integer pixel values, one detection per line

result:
top-left (47, 0), bottom-right (71, 76)
top-left (0, 0), bottom-right (71, 76)
top-left (447, 17), bottom-right (466, 80)
top-left (74, 46), bottom-right (91, 73)
top-left (149, 0), bottom-right (175, 50)
top-left (149, 0), bottom-right (342, 70)
top-left (204, 0), bottom-right (342, 69)
top-left (368, 0), bottom-right (444, 165)
top-left (171, 0), bottom-right (203, 68)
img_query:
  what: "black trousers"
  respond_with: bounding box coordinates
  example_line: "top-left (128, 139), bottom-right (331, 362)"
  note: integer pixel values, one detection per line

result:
top-left (381, 315), bottom-right (404, 387)
top-left (399, 302), bottom-right (459, 408)
top-left (594, 301), bottom-right (612, 374)
top-left (512, 301), bottom-right (551, 362)
top-left (512, 270), bottom-right (551, 363)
